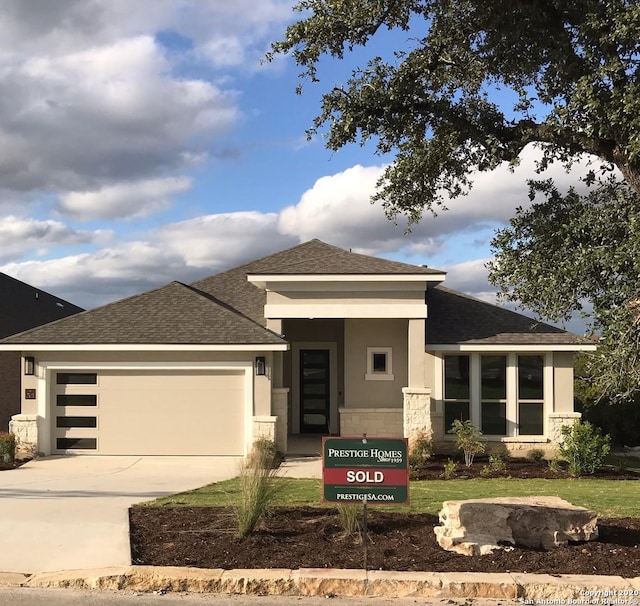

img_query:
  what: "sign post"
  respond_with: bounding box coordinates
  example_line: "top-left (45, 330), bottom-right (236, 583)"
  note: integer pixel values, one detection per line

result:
top-left (322, 436), bottom-right (409, 570)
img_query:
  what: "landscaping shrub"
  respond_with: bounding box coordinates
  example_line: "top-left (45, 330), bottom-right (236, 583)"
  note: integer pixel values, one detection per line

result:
top-left (408, 431), bottom-right (433, 478)
top-left (336, 504), bottom-right (361, 538)
top-left (440, 458), bottom-right (458, 479)
top-left (558, 420), bottom-right (611, 476)
top-left (234, 439), bottom-right (281, 537)
top-left (480, 453), bottom-right (507, 477)
top-left (449, 419), bottom-right (485, 466)
top-left (526, 448), bottom-right (545, 462)
top-left (0, 432), bottom-right (15, 463)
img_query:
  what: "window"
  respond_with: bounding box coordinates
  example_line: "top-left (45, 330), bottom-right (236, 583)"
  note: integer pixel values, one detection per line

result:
top-left (56, 416), bottom-right (97, 428)
top-left (518, 355), bottom-right (544, 435)
top-left (56, 395), bottom-right (97, 407)
top-left (443, 355), bottom-right (470, 431)
top-left (56, 373), bottom-right (97, 385)
top-left (481, 355), bottom-right (507, 435)
top-left (440, 353), bottom-right (548, 438)
top-left (365, 347), bottom-right (394, 381)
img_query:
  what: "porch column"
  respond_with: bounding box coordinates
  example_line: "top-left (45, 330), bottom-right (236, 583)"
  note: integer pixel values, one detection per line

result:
top-left (266, 319), bottom-right (284, 389)
top-left (9, 414), bottom-right (38, 458)
top-left (407, 319), bottom-right (426, 387)
top-left (271, 388), bottom-right (289, 453)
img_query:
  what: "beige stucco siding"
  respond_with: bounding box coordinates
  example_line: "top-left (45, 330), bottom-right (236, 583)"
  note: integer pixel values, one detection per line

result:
top-left (53, 369), bottom-right (245, 455)
top-left (344, 318), bottom-right (408, 409)
top-left (553, 352), bottom-right (575, 413)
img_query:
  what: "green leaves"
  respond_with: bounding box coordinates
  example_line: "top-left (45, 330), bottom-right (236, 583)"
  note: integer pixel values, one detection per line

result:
top-left (269, 0), bottom-right (640, 221)
top-left (489, 178), bottom-right (640, 400)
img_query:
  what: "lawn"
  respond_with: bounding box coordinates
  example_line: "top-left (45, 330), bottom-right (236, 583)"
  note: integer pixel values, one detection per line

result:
top-left (148, 476), bottom-right (639, 518)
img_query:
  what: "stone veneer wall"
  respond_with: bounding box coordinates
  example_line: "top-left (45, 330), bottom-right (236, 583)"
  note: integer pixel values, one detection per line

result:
top-left (548, 412), bottom-right (582, 445)
top-left (402, 387), bottom-right (439, 443)
top-left (339, 408), bottom-right (403, 437)
top-left (9, 414), bottom-right (38, 458)
top-left (252, 416), bottom-right (277, 443)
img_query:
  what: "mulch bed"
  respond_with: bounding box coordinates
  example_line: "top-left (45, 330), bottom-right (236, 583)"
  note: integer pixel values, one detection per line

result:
top-left (130, 457), bottom-right (640, 577)
top-left (0, 458), bottom-right (31, 471)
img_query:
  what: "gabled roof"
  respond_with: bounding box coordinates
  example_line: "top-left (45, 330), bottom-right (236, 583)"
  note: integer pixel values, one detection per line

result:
top-left (426, 286), bottom-right (588, 346)
top-left (192, 239), bottom-right (443, 324)
top-left (0, 273), bottom-right (84, 339)
top-left (245, 239), bottom-right (444, 275)
top-left (0, 282), bottom-right (284, 345)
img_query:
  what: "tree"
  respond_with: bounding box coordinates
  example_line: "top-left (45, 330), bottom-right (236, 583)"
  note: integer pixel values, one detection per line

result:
top-left (488, 178), bottom-right (640, 400)
top-left (269, 1), bottom-right (640, 223)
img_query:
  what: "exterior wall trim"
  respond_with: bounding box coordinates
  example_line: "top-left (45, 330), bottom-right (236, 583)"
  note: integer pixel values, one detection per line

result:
top-left (428, 344), bottom-right (596, 352)
top-left (0, 344), bottom-right (288, 352)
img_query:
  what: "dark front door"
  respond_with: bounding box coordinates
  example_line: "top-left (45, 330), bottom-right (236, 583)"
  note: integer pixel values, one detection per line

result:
top-left (300, 349), bottom-right (330, 433)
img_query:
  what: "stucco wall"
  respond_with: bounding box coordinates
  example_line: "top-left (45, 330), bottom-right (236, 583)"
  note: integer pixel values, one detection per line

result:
top-left (344, 318), bottom-right (408, 409)
top-left (553, 352), bottom-right (575, 413)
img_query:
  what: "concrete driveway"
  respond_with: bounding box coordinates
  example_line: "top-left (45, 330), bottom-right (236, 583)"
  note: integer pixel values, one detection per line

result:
top-left (0, 456), bottom-right (241, 574)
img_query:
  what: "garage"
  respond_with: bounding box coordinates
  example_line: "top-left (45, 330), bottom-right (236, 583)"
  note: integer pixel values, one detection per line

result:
top-left (52, 368), bottom-right (247, 455)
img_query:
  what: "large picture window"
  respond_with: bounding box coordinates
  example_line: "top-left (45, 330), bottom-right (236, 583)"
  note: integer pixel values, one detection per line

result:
top-left (441, 353), bottom-right (548, 438)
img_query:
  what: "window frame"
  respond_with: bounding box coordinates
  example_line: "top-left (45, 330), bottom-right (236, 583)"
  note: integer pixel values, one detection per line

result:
top-left (365, 347), bottom-right (394, 381)
top-left (438, 352), bottom-right (552, 439)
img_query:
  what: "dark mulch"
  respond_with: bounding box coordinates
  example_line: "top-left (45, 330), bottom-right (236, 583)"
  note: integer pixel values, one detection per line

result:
top-left (0, 458), bottom-right (31, 471)
top-left (129, 457), bottom-right (640, 577)
top-left (129, 507), bottom-right (640, 577)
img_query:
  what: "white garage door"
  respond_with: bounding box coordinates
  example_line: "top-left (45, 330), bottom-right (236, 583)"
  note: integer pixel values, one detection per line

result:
top-left (52, 369), bottom-right (246, 455)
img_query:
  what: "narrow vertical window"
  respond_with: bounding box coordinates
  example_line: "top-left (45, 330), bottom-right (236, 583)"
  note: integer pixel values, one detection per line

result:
top-left (443, 355), bottom-right (470, 432)
top-left (518, 355), bottom-right (544, 435)
top-left (481, 355), bottom-right (507, 435)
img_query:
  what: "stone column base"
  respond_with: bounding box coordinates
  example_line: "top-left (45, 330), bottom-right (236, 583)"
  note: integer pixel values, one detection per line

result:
top-left (9, 414), bottom-right (38, 458)
top-left (548, 412), bottom-right (582, 446)
top-left (402, 387), bottom-right (434, 442)
top-left (271, 388), bottom-right (289, 454)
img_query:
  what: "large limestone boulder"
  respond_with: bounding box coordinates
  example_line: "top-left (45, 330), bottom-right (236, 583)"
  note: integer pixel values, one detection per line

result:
top-left (434, 496), bottom-right (598, 556)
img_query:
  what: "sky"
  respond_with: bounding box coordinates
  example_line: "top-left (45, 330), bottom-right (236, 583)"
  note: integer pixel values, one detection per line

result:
top-left (0, 1), bottom-right (594, 331)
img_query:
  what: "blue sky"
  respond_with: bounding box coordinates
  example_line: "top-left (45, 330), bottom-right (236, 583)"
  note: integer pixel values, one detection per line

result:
top-left (0, 1), bottom-right (593, 331)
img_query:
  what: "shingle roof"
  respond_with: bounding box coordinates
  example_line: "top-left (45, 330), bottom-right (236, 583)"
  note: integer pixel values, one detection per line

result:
top-left (245, 239), bottom-right (444, 275)
top-left (192, 239), bottom-right (443, 324)
top-left (426, 286), bottom-right (587, 346)
top-left (0, 282), bottom-right (284, 345)
top-left (0, 273), bottom-right (84, 338)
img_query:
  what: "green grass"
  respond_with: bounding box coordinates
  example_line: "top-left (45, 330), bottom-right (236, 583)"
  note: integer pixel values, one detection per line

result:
top-left (147, 476), bottom-right (639, 518)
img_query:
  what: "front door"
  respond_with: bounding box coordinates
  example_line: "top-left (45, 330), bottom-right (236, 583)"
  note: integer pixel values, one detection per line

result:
top-left (299, 349), bottom-right (330, 433)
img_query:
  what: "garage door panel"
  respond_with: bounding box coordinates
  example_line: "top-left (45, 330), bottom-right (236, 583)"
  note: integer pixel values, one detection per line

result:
top-left (53, 369), bottom-right (246, 456)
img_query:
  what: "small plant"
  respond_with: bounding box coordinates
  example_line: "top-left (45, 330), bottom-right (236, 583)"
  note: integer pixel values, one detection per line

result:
top-left (527, 448), bottom-right (545, 462)
top-left (234, 440), bottom-right (281, 537)
top-left (614, 456), bottom-right (630, 473)
top-left (449, 419), bottom-right (485, 466)
top-left (246, 437), bottom-right (279, 469)
top-left (440, 458), bottom-right (458, 479)
top-left (548, 456), bottom-right (562, 473)
top-left (0, 432), bottom-right (15, 463)
top-left (336, 504), bottom-right (361, 538)
top-left (480, 454), bottom-right (507, 477)
top-left (558, 419), bottom-right (612, 476)
top-left (408, 431), bottom-right (433, 475)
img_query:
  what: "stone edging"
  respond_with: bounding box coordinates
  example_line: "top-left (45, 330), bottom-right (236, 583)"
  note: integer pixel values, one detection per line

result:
top-left (1, 567), bottom-right (639, 599)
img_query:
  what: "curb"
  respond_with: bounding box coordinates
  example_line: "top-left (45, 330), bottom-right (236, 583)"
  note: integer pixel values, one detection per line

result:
top-left (0, 567), bottom-right (639, 599)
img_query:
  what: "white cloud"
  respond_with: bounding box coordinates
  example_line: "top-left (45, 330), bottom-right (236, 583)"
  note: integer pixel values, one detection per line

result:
top-left (441, 258), bottom-right (497, 303)
top-left (279, 146), bottom-right (601, 258)
top-left (58, 177), bottom-right (192, 220)
top-left (0, 216), bottom-right (110, 263)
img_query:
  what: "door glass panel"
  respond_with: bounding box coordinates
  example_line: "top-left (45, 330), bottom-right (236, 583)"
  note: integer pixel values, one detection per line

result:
top-left (300, 349), bottom-right (330, 433)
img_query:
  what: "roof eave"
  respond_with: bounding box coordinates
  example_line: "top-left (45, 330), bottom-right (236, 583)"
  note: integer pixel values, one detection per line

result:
top-left (0, 343), bottom-right (289, 352)
top-left (427, 343), bottom-right (597, 352)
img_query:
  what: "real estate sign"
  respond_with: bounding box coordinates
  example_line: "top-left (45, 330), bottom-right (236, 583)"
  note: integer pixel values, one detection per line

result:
top-left (322, 437), bottom-right (409, 505)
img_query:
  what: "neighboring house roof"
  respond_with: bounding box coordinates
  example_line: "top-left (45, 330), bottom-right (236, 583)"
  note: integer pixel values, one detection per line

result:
top-left (0, 272), bottom-right (84, 339)
top-left (426, 286), bottom-right (587, 346)
top-left (0, 282), bottom-right (284, 345)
